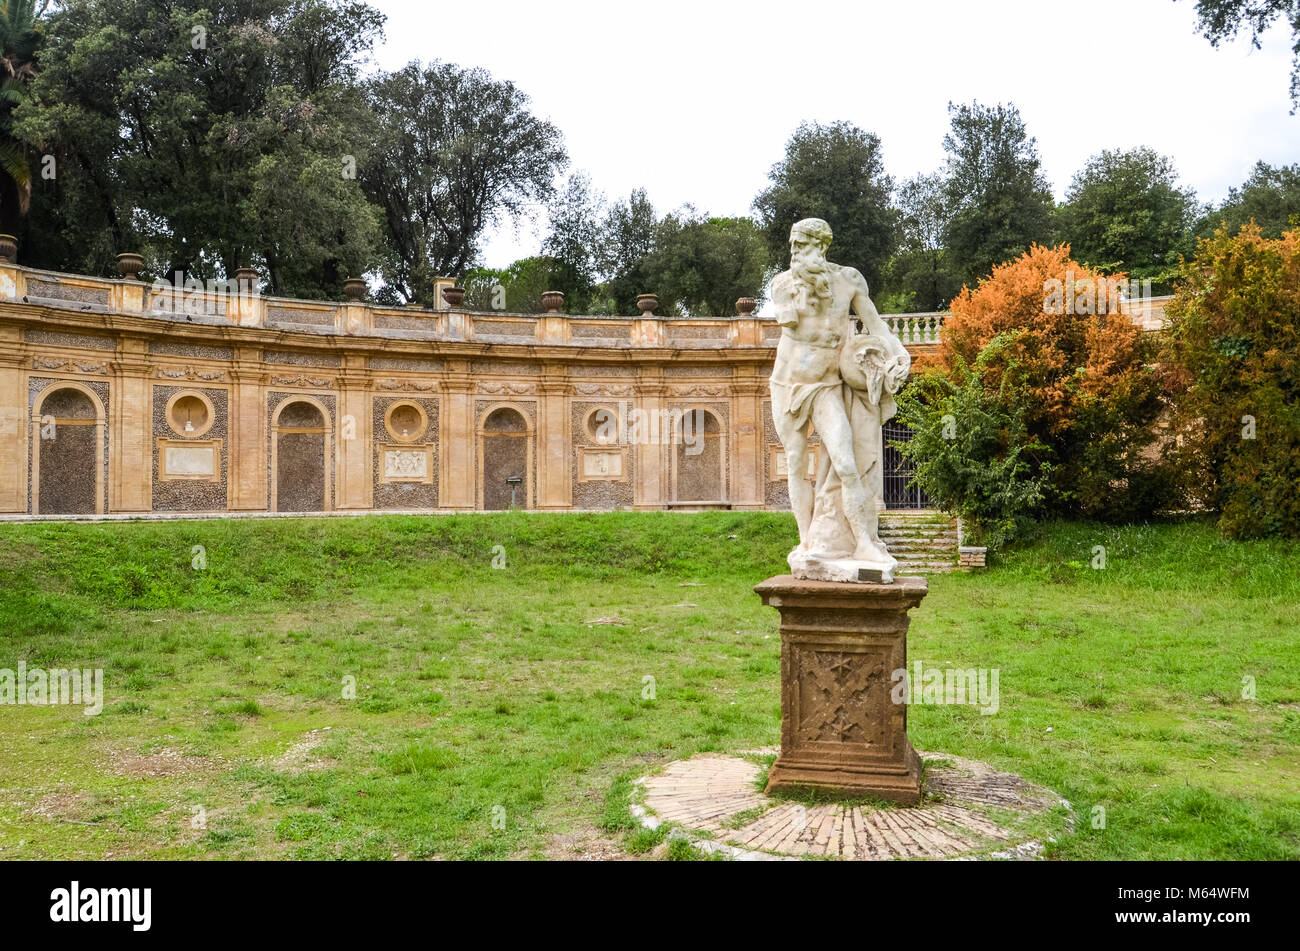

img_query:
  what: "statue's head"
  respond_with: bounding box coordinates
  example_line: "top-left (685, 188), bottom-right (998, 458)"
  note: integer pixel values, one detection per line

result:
top-left (789, 218), bottom-right (833, 260)
top-left (789, 218), bottom-right (833, 301)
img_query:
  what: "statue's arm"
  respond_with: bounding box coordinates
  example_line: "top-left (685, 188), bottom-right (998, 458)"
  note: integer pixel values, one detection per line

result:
top-left (848, 269), bottom-right (911, 383)
top-left (772, 274), bottom-right (800, 328)
top-left (848, 270), bottom-right (897, 344)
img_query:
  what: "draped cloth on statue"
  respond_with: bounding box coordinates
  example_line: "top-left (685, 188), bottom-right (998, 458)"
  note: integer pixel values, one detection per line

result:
top-left (802, 334), bottom-right (902, 560)
top-left (768, 378), bottom-right (841, 432)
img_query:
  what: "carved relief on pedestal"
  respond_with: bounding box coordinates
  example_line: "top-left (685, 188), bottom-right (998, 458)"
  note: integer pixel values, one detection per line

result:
top-left (795, 647), bottom-right (888, 746)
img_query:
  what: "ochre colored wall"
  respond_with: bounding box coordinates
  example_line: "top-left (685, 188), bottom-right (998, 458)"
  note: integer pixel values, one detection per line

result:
top-left (0, 261), bottom-right (1099, 517)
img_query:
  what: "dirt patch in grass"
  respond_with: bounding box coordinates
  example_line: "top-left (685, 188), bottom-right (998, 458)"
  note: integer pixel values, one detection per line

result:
top-left (544, 827), bottom-right (634, 861)
top-left (106, 747), bottom-right (218, 778)
top-left (29, 790), bottom-right (93, 822)
top-left (271, 732), bottom-right (338, 773)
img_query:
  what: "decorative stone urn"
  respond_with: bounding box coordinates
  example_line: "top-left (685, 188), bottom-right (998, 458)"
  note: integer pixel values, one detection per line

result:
top-left (117, 252), bottom-right (145, 281)
top-left (636, 293), bottom-right (659, 315)
top-left (0, 234), bottom-right (17, 264)
top-left (442, 285), bottom-right (465, 308)
top-left (343, 277), bottom-right (367, 302)
top-left (735, 296), bottom-right (757, 316)
top-left (541, 290), bottom-right (565, 314)
top-left (234, 267), bottom-right (260, 293)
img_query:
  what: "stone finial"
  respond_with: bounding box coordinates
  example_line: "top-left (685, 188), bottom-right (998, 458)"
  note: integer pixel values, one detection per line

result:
top-left (117, 253), bottom-right (145, 281)
top-left (541, 290), bottom-right (565, 314)
top-left (735, 296), bottom-right (757, 316)
top-left (0, 234), bottom-right (17, 264)
top-left (234, 267), bottom-right (259, 294)
top-left (442, 286), bottom-right (465, 308)
top-left (636, 293), bottom-right (659, 315)
top-left (343, 277), bottom-right (367, 302)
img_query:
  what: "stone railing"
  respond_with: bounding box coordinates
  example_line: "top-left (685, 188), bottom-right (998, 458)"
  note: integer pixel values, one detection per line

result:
top-left (884, 311), bottom-right (947, 346)
top-left (0, 262), bottom-right (953, 353)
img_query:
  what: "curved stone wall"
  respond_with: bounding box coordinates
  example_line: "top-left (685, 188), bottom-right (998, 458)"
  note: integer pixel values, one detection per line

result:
top-left (0, 261), bottom-right (1066, 517)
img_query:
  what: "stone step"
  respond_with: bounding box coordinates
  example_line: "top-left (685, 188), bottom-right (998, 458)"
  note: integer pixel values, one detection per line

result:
top-left (878, 535), bottom-right (961, 543)
top-left (880, 516), bottom-right (957, 526)
top-left (886, 536), bottom-right (956, 544)
top-left (880, 522), bottom-right (958, 533)
top-left (878, 512), bottom-right (968, 573)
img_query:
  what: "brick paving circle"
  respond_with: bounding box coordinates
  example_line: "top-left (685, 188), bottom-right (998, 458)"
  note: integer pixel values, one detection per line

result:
top-left (632, 751), bottom-right (1068, 860)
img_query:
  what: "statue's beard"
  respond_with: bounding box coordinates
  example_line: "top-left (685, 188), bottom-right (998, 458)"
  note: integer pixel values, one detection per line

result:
top-left (791, 245), bottom-right (832, 303)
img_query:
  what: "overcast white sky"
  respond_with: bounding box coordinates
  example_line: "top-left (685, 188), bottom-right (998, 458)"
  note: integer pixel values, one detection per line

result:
top-left (369, 0), bottom-right (1300, 269)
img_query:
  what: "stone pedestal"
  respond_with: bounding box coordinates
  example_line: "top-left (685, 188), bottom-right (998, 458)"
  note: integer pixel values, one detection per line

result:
top-left (755, 574), bottom-right (928, 805)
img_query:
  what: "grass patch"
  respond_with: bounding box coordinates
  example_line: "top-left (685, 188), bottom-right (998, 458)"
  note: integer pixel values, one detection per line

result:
top-left (0, 512), bottom-right (1295, 860)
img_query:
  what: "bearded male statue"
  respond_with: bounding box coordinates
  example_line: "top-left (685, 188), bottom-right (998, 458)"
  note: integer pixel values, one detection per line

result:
top-left (769, 218), bottom-right (911, 583)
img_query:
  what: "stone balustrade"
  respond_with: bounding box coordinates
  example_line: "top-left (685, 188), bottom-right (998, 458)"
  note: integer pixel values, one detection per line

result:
top-left (883, 311), bottom-right (947, 345)
top-left (0, 263), bottom-right (951, 356)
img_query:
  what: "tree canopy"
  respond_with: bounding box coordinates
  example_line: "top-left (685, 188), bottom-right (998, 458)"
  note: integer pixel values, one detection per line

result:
top-left (940, 101), bottom-right (1055, 290)
top-left (15, 0), bottom-right (386, 296)
top-left (641, 212), bottom-right (769, 317)
top-left (1189, 0), bottom-right (1300, 110)
top-left (753, 120), bottom-right (897, 292)
top-left (1055, 147), bottom-right (1199, 290)
top-left (1197, 161), bottom-right (1300, 238)
top-left (881, 172), bottom-right (962, 312)
top-left (363, 60), bottom-right (567, 306)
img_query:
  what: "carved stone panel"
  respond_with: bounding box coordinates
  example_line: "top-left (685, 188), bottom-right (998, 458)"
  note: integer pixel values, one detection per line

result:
top-left (381, 446), bottom-right (432, 483)
top-left (579, 447), bottom-right (626, 482)
top-left (794, 647), bottom-right (889, 747)
top-left (158, 438), bottom-right (221, 482)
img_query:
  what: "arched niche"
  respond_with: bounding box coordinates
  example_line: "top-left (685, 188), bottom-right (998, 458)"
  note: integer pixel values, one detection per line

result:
top-left (32, 382), bottom-right (105, 515)
top-left (671, 406), bottom-right (725, 503)
top-left (272, 396), bottom-right (331, 512)
top-left (478, 404), bottom-right (532, 510)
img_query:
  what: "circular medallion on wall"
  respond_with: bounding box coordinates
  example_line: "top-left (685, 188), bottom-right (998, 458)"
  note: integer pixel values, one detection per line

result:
top-left (584, 406), bottom-right (620, 445)
top-left (384, 400), bottom-right (428, 442)
top-left (166, 391), bottom-right (215, 438)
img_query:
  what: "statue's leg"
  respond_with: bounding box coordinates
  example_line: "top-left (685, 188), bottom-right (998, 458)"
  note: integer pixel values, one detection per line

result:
top-left (775, 415), bottom-right (812, 545)
top-left (810, 394), bottom-right (882, 561)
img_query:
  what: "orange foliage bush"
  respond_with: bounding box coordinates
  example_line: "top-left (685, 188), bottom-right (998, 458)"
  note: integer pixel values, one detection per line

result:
top-left (937, 244), bottom-right (1157, 436)
top-left (919, 244), bottom-right (1170, 518)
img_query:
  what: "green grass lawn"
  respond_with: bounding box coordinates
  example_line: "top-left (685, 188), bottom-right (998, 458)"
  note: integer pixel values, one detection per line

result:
top-left (0, 512), bottom-right (1296, 860)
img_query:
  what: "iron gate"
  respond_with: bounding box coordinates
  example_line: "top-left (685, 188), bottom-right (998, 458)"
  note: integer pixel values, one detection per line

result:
top-left (882, 422), bottom-right (931, 509)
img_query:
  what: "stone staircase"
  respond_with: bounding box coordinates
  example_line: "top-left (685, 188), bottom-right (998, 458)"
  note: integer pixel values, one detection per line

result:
top-left (879, 510), bottom-right (962, 574)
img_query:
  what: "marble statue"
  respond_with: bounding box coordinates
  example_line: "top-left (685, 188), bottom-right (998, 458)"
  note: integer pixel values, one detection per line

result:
top-left (769, 218), bottom-right (911, 583)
